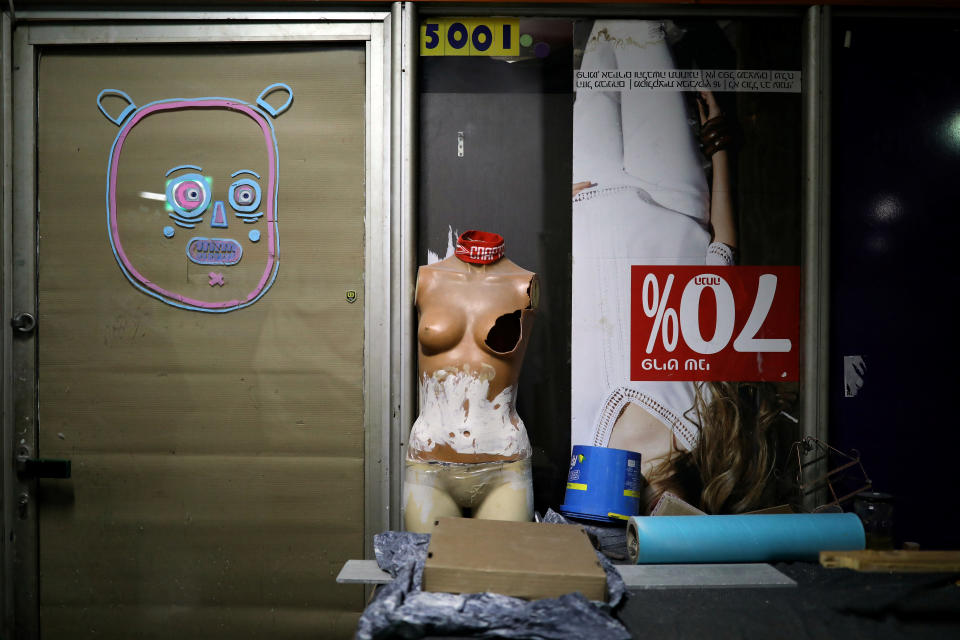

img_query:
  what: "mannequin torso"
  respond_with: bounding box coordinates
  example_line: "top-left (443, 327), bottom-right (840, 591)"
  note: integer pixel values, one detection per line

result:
top-left (408, 254), bottom-right (538, 463)
top-left (403, 233), bottom-right (538, 532)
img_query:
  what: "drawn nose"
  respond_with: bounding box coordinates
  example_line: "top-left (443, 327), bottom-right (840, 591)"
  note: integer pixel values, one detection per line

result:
top-left (211, 201), bottom-right (228, 228)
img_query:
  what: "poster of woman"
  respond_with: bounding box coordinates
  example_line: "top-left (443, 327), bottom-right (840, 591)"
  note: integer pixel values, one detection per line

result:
top-left (570, 19), bottom-right (802, 515)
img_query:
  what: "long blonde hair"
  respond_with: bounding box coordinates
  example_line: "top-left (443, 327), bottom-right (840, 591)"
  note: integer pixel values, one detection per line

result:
top-left (646, 382), bottom-right (793, 514)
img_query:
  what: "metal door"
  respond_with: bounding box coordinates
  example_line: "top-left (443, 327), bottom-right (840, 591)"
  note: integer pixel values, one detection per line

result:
top-left (6, 16), bottom-right (394, 639)
top-left (829, 16), bottom-right (960, 548)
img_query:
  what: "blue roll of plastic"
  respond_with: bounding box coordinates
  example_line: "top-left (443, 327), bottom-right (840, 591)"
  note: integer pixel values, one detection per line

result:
top-left (559, 445), bottom-right (642, 523)
top-left (626, 513), bottom-right (866, 564)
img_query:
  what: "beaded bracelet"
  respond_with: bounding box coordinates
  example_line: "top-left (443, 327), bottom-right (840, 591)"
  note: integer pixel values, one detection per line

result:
top-left (699, 114), bottom-right (738, 157)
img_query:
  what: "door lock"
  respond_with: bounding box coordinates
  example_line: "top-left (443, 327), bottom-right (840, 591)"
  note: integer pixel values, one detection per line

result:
top-left (11, 312), bottom-right (37, 334)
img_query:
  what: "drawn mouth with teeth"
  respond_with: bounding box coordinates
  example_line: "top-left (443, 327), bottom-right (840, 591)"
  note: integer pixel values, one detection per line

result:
top-left (187, 237), bottom-right (243, 266)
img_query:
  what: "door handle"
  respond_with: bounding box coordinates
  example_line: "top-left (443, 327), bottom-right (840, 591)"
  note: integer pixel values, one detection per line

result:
top-left (11, 311), bottom-right (37, 334)
top-left (16, 457), bottom-right (71, 479)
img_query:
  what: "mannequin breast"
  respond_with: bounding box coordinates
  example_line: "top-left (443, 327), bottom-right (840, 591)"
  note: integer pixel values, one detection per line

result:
top-left (408, 256), bottom-right (538, 463)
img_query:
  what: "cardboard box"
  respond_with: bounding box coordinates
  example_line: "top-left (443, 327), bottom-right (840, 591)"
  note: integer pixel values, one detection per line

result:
top-left (422, 518), bottom-right (607, 601)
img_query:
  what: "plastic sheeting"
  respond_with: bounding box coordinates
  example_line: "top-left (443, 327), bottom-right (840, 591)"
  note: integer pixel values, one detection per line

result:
top-left (541, 508), bottom-right (630, 561)
top-left (356, 528), bottom-right (630, 640)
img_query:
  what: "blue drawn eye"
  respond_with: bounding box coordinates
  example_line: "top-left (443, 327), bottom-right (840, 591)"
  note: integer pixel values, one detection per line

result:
top-left (229, 178), bottom-right (262, 213)
top-left (166, 173), bottom-right (211, 218)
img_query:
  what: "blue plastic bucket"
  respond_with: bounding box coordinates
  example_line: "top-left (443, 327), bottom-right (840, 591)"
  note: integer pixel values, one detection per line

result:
top-left (559, 445), bottom-right (642, 523)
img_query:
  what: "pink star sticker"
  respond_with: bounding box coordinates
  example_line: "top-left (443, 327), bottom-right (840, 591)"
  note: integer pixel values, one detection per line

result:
top-left (208, 272), bottom-right (225, 287)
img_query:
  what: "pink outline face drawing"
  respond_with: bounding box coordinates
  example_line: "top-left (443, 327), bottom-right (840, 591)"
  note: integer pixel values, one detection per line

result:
top-left (98, 85), bottom-right (292, 312)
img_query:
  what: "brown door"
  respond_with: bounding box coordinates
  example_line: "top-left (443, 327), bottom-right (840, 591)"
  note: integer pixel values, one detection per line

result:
top-left (35, 44), bottom-right (366, 637)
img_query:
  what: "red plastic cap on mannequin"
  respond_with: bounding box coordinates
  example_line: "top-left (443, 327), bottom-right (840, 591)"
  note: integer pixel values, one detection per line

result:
top-left (454, 230), bottom-right (505, 265)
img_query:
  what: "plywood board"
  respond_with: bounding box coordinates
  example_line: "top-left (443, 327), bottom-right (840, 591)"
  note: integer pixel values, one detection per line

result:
top-left (820, 550), bottom-right (960, 572)
top-left (423, 518), bottom-right (607, 601)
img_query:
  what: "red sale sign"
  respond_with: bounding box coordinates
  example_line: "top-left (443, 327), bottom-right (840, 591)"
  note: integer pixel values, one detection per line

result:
top-left (630, 266), bottom-right (800, 381)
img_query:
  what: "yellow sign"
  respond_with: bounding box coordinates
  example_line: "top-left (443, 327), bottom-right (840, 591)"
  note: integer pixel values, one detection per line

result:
top-left (421, 18), bottom-right (520, 57)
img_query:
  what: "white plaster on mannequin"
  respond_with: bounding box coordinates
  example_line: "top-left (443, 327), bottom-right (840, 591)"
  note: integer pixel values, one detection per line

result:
top-left (403, 232), bottom-right (538, 533)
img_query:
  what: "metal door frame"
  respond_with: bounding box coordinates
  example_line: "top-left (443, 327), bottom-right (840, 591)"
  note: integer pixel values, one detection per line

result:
top-left (1, 9), bottom-right (411, 637)
top-left (411, 2), bottom-right (828, 506)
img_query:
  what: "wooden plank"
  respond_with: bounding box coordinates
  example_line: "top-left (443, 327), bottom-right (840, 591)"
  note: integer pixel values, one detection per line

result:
top-left (820, 550), bottom-right (960, 572)
top-left (650, 491), bottom-right (706, 516)
top-left (423, 518), bottom-right (607, 601)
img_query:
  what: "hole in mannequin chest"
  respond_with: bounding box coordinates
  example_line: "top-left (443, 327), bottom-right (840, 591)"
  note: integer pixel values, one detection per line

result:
top-left (484, 310), bottom-right (523, 354)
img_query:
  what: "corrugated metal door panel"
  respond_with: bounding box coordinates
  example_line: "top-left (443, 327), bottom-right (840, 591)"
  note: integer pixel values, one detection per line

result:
top-left (36, 45), bottom-right (365, 638)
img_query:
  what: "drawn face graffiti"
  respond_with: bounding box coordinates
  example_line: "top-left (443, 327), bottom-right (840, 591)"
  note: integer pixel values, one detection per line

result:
top-left (100, 87), bottom-right (291, 312)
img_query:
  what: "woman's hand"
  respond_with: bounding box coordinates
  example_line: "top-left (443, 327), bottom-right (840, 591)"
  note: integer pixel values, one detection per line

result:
top-left (572, 181), bottom-right (596, 199)
top-left (697, 90), bottom-right (723, 125)
top-left (697, 90), bottom-right (738, 250)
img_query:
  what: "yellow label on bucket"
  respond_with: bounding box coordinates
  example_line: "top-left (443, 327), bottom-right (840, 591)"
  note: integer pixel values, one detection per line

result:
top-left (623, 489), bottom-right (642, 498)
top-left (607, 512), bottom-right (629, 520)
top-left (566, 482), bottom-right (588, 491)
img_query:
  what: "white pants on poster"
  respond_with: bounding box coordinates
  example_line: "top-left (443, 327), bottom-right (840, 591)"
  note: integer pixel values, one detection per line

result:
top-left (571, 20), bottom-right (722, 451)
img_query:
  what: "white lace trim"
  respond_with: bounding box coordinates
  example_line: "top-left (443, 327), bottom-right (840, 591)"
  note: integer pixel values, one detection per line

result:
top-left (572, 185), bottom-right (636, 203)
top-left (706, 241), bottom-right (736, 266)
top-left (591, 386), bottom-right (699, 453)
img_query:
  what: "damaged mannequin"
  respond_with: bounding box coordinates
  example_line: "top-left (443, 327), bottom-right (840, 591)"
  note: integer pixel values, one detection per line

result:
top-left (403, 231), bottom-right (538, 533)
